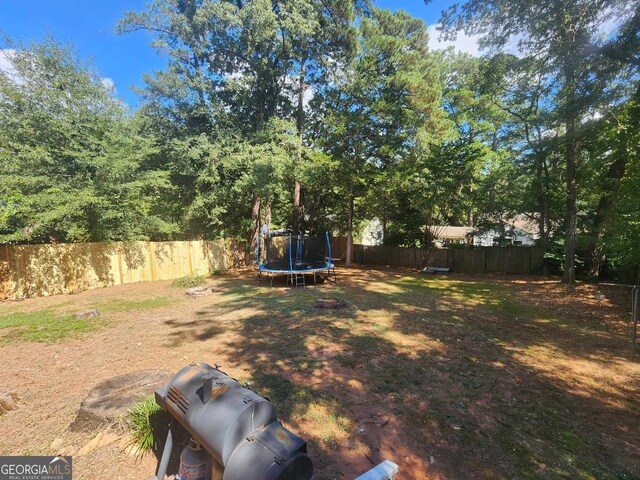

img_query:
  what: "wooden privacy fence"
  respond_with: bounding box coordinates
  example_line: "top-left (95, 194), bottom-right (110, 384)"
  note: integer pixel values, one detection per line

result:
top-left (331, 239), bottom-right (544, 275)
top-left (0, 239), bottom-right (249, 300)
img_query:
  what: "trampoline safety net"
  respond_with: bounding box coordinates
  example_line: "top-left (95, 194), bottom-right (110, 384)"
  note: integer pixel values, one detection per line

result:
top-left (259, 234), bottom-right (330, 271)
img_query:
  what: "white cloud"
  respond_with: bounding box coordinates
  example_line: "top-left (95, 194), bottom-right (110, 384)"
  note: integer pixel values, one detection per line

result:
top-left (2, 50), bottom-right (117, 95)
top-left (594, 6), bottom-right (633, 41)
top-left (101, 77), bottom-right (115, 92)
top-left (0, 49), bottom-right (18, 76)
top-left (427, 25), bottom-right (481, 56)
top-left (302, 86), bottom-right (314, 106)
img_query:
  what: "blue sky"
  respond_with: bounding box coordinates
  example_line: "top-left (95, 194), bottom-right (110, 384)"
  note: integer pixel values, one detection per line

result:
top-left (0, 0), bottom-right (461, 107)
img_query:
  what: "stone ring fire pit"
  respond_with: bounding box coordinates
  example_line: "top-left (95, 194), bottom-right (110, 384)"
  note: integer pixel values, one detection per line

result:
top-left (314, 298), bottom-right (347, 310)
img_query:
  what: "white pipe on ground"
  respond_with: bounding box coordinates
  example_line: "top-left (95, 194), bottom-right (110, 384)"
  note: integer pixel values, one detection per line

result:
top-left (355, 460), bottom-right (399, 480)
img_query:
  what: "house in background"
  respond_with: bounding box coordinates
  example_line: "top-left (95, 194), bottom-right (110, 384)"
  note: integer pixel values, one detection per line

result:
top-left (473, 224), bottom-right (537, 246)
top-left (361, 218), bottom-right (384, 245)
top-left (360, 216), bottom-right (540, 247)
top-left (430, 216), bottom-right (539, 247)
top-left (472, 215), bottom-right (540, 246)
top-left (428, 226), bottom-right (474, 246)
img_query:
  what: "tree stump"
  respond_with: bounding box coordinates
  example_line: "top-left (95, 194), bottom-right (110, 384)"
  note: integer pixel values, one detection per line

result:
top-left (185, 287), bottom-right (212, 297)
top-left (71, 369), bottom-right (171, 431)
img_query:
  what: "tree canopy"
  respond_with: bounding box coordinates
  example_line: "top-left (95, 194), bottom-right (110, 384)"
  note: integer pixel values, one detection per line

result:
top-left (1, 0), bottom-right (639, 283)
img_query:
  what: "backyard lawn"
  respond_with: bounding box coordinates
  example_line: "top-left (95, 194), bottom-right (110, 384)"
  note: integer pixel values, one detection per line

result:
top-left (0, 267), bottom-right (638, 480)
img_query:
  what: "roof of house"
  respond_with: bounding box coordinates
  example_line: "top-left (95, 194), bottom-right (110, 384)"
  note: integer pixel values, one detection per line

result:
top-left (428, 226), bottom-right (474, 239)
top-left (508, 215), bottom-right (539, 236)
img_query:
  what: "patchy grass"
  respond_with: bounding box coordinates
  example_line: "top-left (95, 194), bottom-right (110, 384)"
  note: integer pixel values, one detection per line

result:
top-left (335, 354), bottom-right (358, 368)
top-left (171, 274), bottom-right (208, 288)
top-left (0, 309), bottom-right (99, 344)
top-left (1, 268), bottom-right (638, 480)
top-left (0, 295), bottom-right (176, 344)
top-left (94, 296), bottom-right (176, 313)
top-left (249, 372), bottom-right (355, 449)
top-left (200, 271), bottom-right (639, 479)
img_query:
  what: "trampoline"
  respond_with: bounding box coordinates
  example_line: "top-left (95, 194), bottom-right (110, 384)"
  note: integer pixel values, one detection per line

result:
top-left (257, 232), bottom-right (336, 287)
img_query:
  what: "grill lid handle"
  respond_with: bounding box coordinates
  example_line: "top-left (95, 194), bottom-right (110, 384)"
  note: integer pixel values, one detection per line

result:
top-left (202, 373), bottom-right (214, 403)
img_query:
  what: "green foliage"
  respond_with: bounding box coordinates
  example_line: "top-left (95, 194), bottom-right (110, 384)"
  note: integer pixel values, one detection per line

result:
top-left (171, 274), bottom-right (207, 288)
top-left (127, 396), bottom-right (163, 452)
top-left (311, 7), bottom-right (446, 245)
top-left (423, 0), bottom-right (640, 280)
top-left (0, 37), bottom-right (175, 244)
top-left (1, 0), bottom-right (639, 281)
top-left (604, 112), bottom-right (640, 281)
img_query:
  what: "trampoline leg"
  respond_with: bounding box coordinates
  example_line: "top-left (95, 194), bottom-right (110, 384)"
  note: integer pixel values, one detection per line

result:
top-left (328, 267), bottom-right (336, 284)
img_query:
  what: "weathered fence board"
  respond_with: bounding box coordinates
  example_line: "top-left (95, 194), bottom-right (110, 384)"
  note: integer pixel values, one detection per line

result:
top-left (451, 248), bottom-right (485, 274)
top-left (486, 247), bottom-right (527, 273)
top-left (0, 239), bottom-right (248, 300)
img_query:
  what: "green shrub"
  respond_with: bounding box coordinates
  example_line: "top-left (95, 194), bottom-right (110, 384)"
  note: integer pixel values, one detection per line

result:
top-left (171, 274), bottom-right (207, 288)
top-left (127, 396), bottom-right (162, 452)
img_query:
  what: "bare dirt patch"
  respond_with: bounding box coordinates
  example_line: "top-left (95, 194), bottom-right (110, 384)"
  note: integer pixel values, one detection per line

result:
top-left (0, 267), bottom-right (638, 479)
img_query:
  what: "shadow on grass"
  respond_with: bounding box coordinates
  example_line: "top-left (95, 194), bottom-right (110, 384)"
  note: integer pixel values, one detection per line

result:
top-left (159, 268), bottom-right (640, 480)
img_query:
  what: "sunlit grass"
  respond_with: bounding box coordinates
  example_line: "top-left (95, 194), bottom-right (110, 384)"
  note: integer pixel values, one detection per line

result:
top-left (0, 309), bottom-right (99, 344)
top-left (0, 296), bottom-right (177, 344)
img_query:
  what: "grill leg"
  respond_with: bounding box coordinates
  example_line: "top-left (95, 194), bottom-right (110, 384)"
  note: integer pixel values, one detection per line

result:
top-left (155, 421), bottom-right (173, 480)
top-left (212, 460), bottom-right (224, 480)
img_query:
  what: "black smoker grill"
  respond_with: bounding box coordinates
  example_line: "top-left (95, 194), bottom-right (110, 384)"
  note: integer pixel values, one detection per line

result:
top-left (153, 362), bottom-right (313, 480)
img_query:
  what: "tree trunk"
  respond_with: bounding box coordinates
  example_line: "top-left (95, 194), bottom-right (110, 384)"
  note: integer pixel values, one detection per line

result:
top-left (264, 203), bottom-right (271, 236)
top-left (345, 178), bottom-right (354, 267)
top-left (586, 86), bottom-right (639, 277)
top-left (382, 212), bottom-right (388, 246)
top-left (467, 186), bottom-right (473, 227)
top-left (491, 127), bottom-right (499, 152)
top-left (542, 157), bottom-right (552, 245)
top-left (536, 156), bottom-right (546, 242)
top-left (382, 191), bottom-right (388, 245)
top-left (562, 60), bottom-right (578, 285)
top-left (586, 153), bottom-right (628, 277)
top-left (250, 192), bottom-right (261, 254)
top-left (293, 59), bottom-right (306, 235)
top-left (424, 204), bottom-right (433, 247)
